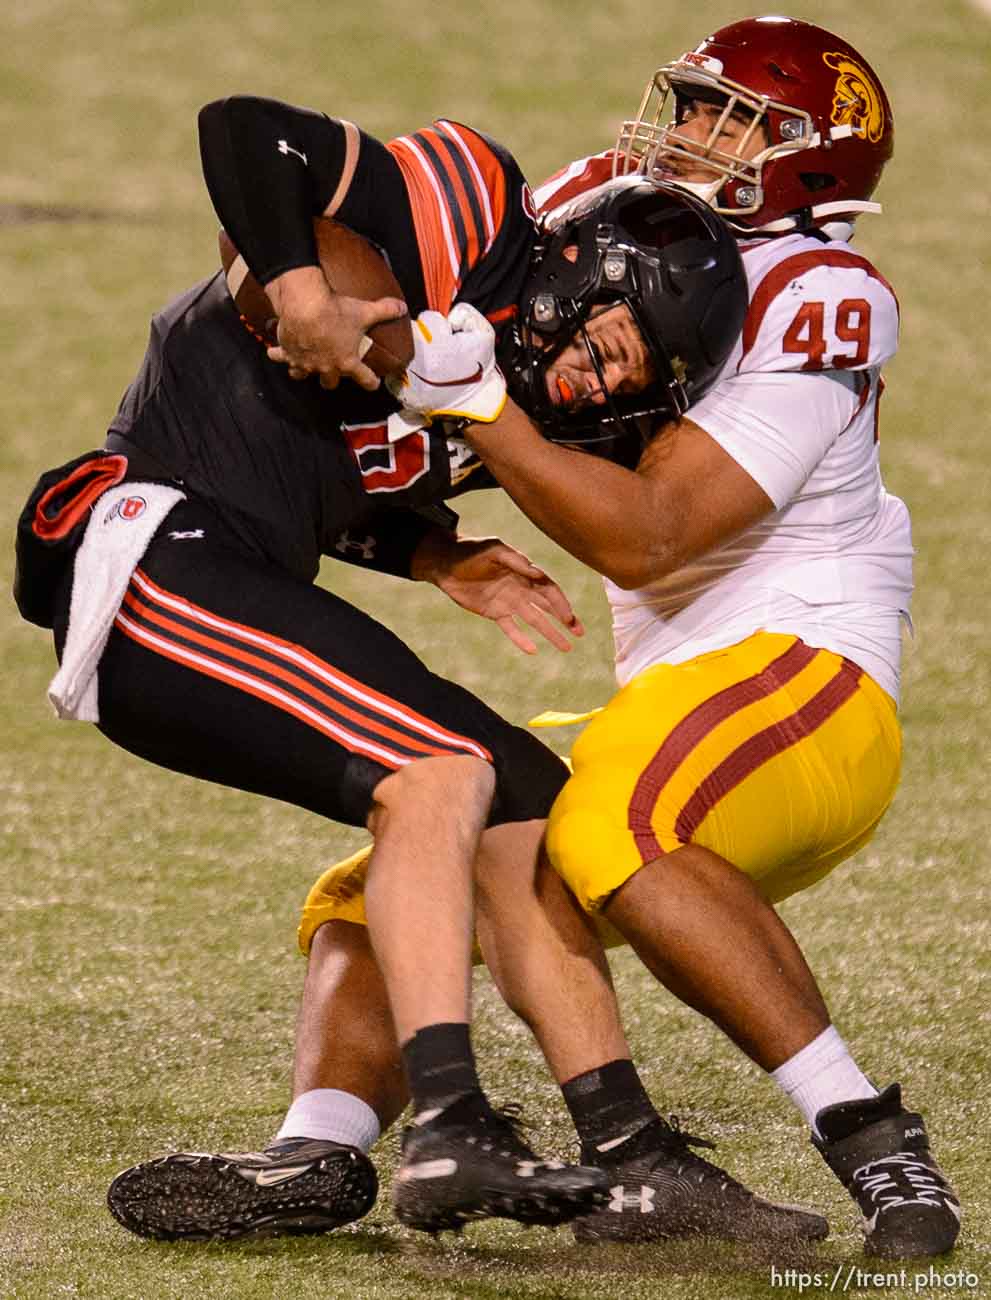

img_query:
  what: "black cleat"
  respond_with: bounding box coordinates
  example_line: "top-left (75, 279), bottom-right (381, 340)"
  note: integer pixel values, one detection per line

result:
top-left (813, 1084), bottom-right (961, 1258)
top-left (393, 1093), bottom-right (609, 1234)
top-left (573, 1116), bottom-right (829, 1245)
top-left (107, 1137), bottom-right (378, 1241)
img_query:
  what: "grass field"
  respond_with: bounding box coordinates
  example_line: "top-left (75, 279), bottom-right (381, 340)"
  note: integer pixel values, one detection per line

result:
top-left (2, 1), bottom-right (990, 1297)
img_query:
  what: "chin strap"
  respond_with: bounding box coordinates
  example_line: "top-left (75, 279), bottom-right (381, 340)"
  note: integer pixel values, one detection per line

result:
top-left (729, 200), bottom-right (882, 239)
top-left (753, 200), bottom-right (882, 233)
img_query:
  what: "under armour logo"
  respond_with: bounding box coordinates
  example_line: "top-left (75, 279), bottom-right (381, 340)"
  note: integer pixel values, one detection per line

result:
top-left (334, 532), bottom-right (377, 561)
top-left (168, 529), bottom-right (205, 541)
top-left (607, 1183), bottom-right (656, 1214)
top-left (277, 139), bottom-right (308, 165)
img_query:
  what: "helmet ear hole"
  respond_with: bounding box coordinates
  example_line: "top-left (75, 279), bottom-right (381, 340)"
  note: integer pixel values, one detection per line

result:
top-left (800, 172), bottom-right (836, 193)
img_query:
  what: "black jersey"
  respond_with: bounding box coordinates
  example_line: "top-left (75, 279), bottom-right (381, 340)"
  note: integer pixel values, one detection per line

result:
top-left (108, 104), bottom-right (537, 584)
top-left (16, 98), bottom-right (572, 845)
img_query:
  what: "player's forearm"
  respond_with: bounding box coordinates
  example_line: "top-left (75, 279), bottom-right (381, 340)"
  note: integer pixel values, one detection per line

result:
top-left (198, 96), bottom-right (348, 284)
top-left (200, 96), bottom-right (423, 312)
top-left (465, 401), bottom-right (674, 589)
top-left (328, 511), bottom-right (457, 580)
top-left (409, 525), bottom-right (468, 583)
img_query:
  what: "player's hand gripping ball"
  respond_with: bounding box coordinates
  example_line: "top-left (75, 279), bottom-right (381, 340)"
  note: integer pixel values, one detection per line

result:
top-left (219, 219), bottom-right (414, 378)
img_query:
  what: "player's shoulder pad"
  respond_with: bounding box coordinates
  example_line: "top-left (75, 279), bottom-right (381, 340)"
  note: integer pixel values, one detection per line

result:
top-left (739, 235), bottom-right (899, 372)
top-left (533, 151), bottom-right (615, 216)
top-left (387, 118), bottom-right (526, 204)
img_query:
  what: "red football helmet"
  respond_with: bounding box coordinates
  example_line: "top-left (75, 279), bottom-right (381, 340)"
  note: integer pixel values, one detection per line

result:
top-left (614, 16), bottom-right (894, 233)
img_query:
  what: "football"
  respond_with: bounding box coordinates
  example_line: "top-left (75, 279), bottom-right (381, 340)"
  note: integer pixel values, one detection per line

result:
top-left (218, 218), bottom-right (414, 378)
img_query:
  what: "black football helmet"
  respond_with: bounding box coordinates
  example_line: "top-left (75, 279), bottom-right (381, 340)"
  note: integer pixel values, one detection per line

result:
top-left (504, 177), bottom-right (747, 464)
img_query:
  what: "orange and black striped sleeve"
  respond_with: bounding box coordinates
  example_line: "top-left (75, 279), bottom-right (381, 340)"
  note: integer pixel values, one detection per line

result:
top-left (387, 120), bottom-right (537, 327)
top-left (199, 100), bottom-right (534, 329)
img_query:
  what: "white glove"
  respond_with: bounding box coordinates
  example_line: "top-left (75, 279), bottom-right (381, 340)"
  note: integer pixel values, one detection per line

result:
top-left (386, 304), bottom-right (507, 423)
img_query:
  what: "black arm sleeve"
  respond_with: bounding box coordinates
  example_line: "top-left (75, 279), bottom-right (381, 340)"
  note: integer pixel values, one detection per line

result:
top-left (198, 95), bottom-right (426, 309)
top-left (326, 505), bottom-right (459, 579)
top-left (199, 96), bottom-right (345, 283)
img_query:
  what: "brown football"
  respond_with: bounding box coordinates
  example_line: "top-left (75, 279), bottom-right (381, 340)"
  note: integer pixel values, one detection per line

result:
top-left (218, 218), bottom-right (413, 378)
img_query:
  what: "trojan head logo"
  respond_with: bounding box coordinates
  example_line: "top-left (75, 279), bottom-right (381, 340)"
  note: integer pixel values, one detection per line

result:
top-left (823, 51), bottom-right (886, 143)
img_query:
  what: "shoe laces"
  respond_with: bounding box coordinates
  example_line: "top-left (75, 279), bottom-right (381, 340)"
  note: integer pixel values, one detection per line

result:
top-left (430, 1096), bottom-right (538, 1162)
top-left (853, 1154), bottom-right (952, 1211)
top-left (593, 1115), bottom-right (780, 1206)
top-left (614, 1115), bottom-right (720, 1176)
top-left (469, 1102), bottom-right (539, 1160)
top-left (663, 1115), bottom-right (717, 1157)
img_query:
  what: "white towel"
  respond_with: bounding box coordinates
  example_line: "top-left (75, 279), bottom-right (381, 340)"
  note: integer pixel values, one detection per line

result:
top-left (48, 481), bottom-right (186, 722)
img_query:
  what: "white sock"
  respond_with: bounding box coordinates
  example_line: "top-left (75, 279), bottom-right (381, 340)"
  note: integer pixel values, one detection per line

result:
top-left (274, 1088), bottom-right (381, 1153)
top-left (771, 1025), bottom-right (877, 1137)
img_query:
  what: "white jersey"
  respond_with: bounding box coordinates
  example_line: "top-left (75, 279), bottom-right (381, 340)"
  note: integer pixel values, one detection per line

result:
top-left (535, 158), bottom-right (913, 702)
top-left (609, 231), bottom-right (910, 699)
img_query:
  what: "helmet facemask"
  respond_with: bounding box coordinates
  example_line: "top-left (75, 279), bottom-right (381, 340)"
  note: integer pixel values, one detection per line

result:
top-left (615, 65), bottom-right (818, 229)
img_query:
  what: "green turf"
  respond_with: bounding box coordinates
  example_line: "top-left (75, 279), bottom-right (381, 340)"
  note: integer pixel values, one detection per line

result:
top-left (2, 1), bottom-right (990, 1296)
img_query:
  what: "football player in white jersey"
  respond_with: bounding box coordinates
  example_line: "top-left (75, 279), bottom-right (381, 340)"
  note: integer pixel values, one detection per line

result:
top-left (451, 16), bottom-right (958, 1257)
top-left (448, 17), bottom-right (958, 1257)
top-left (107, 17), bottom-right (960, 1259)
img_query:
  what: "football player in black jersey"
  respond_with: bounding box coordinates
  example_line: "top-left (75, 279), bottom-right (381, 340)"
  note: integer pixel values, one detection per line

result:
top-left (14, 94), bottom-right (756, 1242)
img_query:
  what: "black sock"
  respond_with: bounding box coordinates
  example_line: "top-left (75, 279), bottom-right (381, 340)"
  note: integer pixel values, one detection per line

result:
top-left (561, 1059), bottom-right (657, 1151)
top-left (401, 1022), bottom-right (482, 1115)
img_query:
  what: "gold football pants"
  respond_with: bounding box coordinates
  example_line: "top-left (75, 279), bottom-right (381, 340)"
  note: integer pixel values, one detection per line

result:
top-left (297, 632), bottom-right (900, 951)
top-left (548, 632), bottom-right (901, 910)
